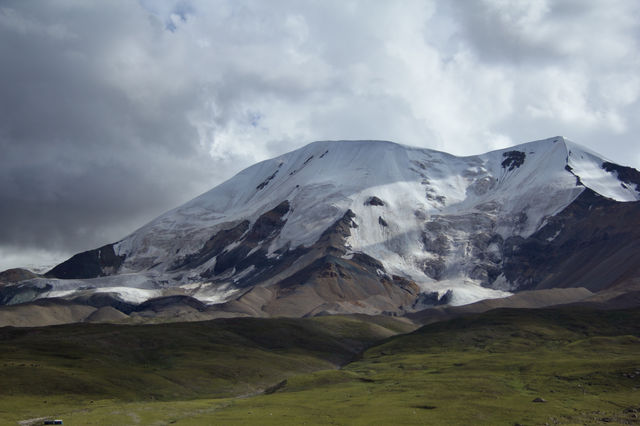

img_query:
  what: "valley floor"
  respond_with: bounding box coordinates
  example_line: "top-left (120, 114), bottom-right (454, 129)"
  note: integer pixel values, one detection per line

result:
top-left (1, 308), bottom-right (639, 425)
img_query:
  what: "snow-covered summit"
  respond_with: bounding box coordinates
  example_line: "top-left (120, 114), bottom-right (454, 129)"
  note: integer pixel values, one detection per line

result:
top-left (12, 136), bottom-right (640, 313)
top-left (116, 136), bottom-right (636, 273)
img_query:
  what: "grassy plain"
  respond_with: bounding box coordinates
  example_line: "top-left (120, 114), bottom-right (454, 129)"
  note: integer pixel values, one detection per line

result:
top-left (1, 308), bottom-right (638, 425)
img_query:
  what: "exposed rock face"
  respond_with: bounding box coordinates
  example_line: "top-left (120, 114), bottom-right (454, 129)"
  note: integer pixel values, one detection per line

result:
top-left (412, 289), bottom-right (453, 309)
top-left (315, 209), bottom-right (358, 254)
top-left (602, 161), bottom-right (640, 191)
top-left (47, 243), bottom-right (125, 279)
top-left (256, 163), bottom-right (282, 190)
top-left (211, 201), bottom-right (290, 277)
top-left (365, 196), bottom-right (385, 206)
top-left (501, 150), bottom-right (526, 171)
top-left (502, 189), bottom-right (640, 292)
top-left (422, 230), bottom-right (450, 256)
top-left (172, 200), bottom-right (303, 289)
top-left (170, 220), bottom-right (250, 271)
top-left (418, 212), bottom-right (504, 287)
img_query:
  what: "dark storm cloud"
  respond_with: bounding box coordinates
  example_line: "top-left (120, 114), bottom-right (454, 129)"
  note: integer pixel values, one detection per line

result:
top-left (1, 0), bottom-right (640, 270)
top-left (0, 2), bottom-right (217, 268)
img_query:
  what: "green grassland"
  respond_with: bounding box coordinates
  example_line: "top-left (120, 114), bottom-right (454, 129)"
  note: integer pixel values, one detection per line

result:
top-left (0, 314), bottom-right (413, 423)
top-left (1, 308), bottom-right (639, 425)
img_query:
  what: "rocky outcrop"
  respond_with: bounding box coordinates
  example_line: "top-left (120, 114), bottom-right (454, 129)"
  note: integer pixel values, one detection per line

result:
top-left (602, 161), bottom-right (640, 191)
top-left (46, 243), bottom-right (125, 279)
top-left (502, 189), bottom-right (640, 292)
top-left (256, 163), bottom-right (282, 190)
top-left (501, 150), bottom-right (526, 171)
top-left (419, 212), bottom-right (504, 287)
top-left (364, 196), bottom-right (385, 206)
top-left (170, 220), bottom-right (250, 271)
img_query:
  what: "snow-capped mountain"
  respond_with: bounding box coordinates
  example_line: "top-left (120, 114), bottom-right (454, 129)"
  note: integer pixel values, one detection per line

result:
top-left (4, 136), bottom-right (640, 317)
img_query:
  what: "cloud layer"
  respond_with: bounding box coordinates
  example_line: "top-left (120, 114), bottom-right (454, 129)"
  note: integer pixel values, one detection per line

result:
top-left (1, 0), bottom-right (639, 270)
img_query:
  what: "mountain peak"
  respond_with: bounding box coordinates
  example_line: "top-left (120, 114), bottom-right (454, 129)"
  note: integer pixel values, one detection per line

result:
top-left (6, 137), bottom-right (640, 317)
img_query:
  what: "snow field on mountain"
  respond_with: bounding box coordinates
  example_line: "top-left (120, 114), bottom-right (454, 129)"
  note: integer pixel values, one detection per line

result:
top-left (40, 137), bottom-right (640, 308)
top-left (566, 140), bottom-right (639, 202)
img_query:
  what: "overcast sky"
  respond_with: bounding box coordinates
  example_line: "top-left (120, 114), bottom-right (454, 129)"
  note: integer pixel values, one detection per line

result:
top-left (1, 0), bottom-right (640, 271)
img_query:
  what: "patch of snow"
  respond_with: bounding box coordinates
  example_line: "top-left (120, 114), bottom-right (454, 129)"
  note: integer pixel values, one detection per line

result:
top-left (179, 282), bottom-right (203, 290)
top-left (232, 265), bottom-right (255, 282)
top-left (40, 290), bottom-right (77, 299)
top-left (190, 282), bottom-right (240, 305)
top-left (423, 277), bottom-right (512, 306)
top-left (566, 139), bottom-right (640, 202)
top-left (93, 287), bottom-right (162, 304)
top-left (546, 229), bottom-right (562, 242)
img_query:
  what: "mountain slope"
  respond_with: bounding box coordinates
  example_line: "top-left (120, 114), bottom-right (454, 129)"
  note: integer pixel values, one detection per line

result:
top-left (3, 136), bottom-right (639, 318)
